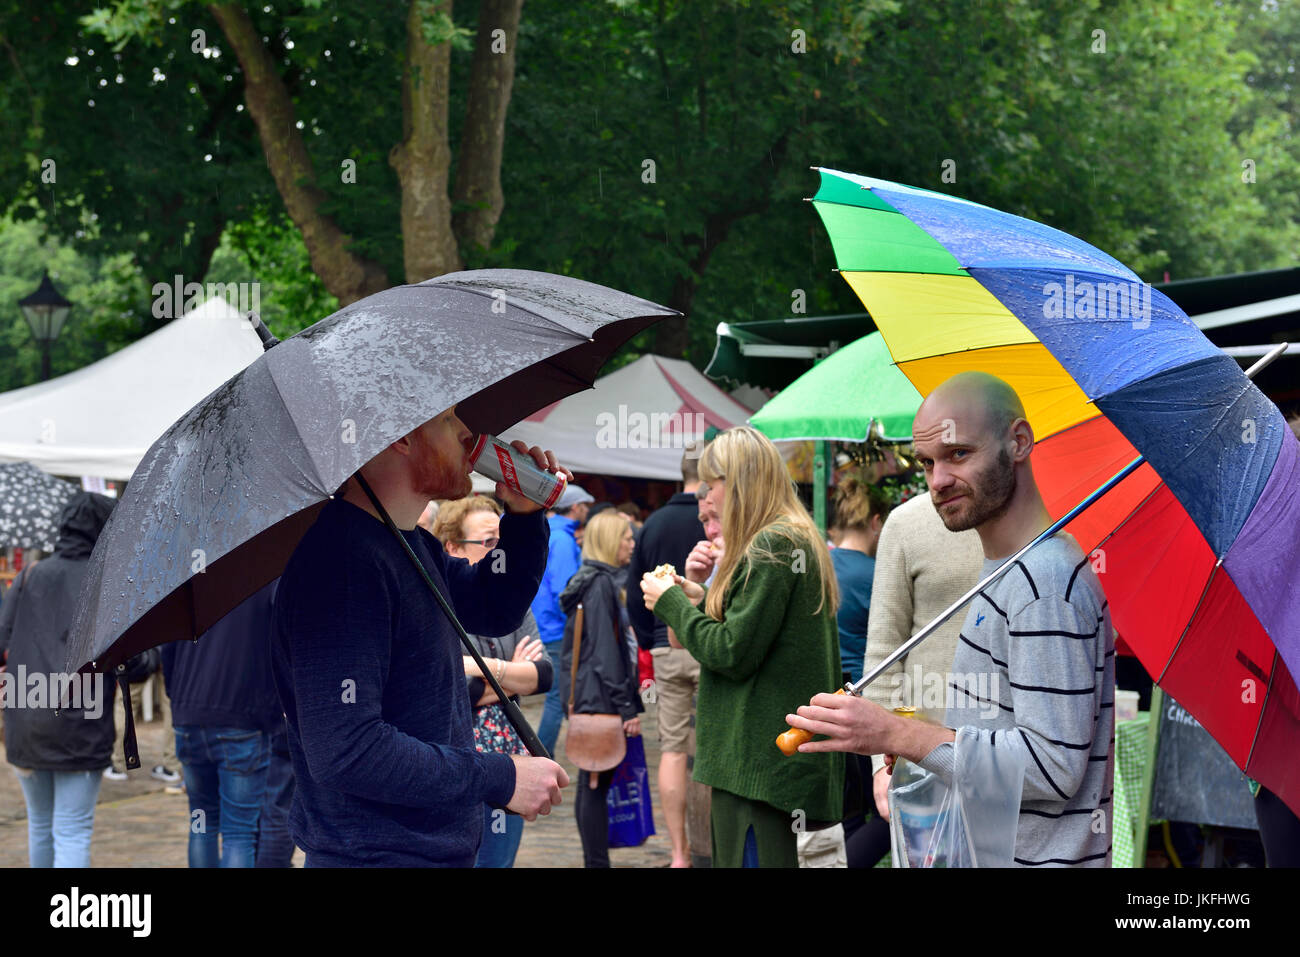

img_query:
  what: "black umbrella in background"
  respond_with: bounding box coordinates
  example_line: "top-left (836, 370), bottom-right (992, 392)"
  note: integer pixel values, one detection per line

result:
top-left (0, 462), bottom-right (79, 551)
top-left (66, 270), bottom-right (678, 759)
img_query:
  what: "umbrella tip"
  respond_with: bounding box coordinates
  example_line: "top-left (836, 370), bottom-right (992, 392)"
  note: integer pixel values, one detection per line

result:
top-left (247, 312), bottom-right (280, 351)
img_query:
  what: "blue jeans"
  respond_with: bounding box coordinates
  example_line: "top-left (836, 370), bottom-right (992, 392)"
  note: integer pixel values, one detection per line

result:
top-left (537, 660), bottom-right (565, 758)
top-left (256, 724), bottom-right (296, 867)
top-left (13, 768), bottom-right (102, 867)
top-left (475, 803), bottom-right (524, 868)
top-left (174, 725), bottom-right (271, 868)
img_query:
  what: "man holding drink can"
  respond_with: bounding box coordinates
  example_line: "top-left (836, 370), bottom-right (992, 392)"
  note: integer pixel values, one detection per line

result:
top-left (271, 404), bottom-right (572, 867)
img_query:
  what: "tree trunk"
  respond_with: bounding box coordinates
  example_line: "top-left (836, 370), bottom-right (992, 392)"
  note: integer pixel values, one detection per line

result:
top-left (390, 0), bottom-right (463, 283)
top-left (451, 0), bottom-right (524, 255)
top-left (209, 2), bottom-right (389, 305)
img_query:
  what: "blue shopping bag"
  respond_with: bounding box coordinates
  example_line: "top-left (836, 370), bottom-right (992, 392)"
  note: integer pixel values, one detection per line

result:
top-left (607, 735), bottom-right (655, 848)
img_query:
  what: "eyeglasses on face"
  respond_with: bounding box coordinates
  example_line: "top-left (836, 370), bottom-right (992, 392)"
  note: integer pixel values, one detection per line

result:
top-left (455, 537), bottom-right (500, 549)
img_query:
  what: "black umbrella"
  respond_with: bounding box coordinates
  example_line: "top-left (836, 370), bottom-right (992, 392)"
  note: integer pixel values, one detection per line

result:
top-left (0, 462), bottom-right (80, 551)
top-left (66, 269), bottom-right (677, 711)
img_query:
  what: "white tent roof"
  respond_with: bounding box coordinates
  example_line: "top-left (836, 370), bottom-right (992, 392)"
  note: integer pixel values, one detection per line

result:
top-left (0, 297), bottom-right (265, 480)
top-left (490, 354), bottom-right (758, 482)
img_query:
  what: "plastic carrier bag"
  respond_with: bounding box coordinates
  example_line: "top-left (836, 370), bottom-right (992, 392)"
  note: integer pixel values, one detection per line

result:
top-left (888, 726), bottom-right (1026, 867)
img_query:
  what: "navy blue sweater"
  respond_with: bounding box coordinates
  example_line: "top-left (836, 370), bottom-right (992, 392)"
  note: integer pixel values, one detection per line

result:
top-left (270, 497), bottom-right (548, 866)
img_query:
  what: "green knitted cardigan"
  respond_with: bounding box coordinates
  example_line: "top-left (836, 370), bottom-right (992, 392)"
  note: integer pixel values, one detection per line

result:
top-left (652, 526), bottom-right (845, 821)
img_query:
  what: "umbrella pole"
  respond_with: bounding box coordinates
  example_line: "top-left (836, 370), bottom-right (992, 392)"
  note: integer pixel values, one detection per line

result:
top-left (847, 453), bottom-right (1146, 696)
top-left (353, 473), bottom-right (551, 760)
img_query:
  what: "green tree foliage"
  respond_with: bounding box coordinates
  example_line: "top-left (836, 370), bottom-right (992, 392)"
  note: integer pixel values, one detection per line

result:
top-left (1, 0), bottom-right (1296, 383)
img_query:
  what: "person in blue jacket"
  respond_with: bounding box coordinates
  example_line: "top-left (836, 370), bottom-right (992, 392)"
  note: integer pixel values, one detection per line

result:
top-left (532, 483), bottom-right (593, 756)
top-left (271, 406), bottom-right (571, 867)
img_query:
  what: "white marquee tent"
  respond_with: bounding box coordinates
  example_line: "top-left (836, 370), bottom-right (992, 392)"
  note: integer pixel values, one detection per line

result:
top-left (483, 353), bottom-right (760, 484)
top-left (0, 297), bottom-right (265, 481)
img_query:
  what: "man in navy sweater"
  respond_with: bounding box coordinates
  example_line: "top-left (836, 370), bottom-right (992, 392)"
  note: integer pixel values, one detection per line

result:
top-left (271, 404), bottom-right (571, 866)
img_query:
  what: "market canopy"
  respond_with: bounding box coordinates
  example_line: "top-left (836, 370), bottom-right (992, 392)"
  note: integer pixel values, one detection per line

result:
top-left (495, 353), bottom-right (757, 481)
top-left (0, 297), bottom-right (265, 480)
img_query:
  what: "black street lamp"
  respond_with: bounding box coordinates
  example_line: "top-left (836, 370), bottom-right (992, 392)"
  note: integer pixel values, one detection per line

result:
top-left (18, 271), bottom-right (73, 382)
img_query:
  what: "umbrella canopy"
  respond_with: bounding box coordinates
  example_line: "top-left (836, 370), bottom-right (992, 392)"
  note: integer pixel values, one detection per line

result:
top-left (812, 168), bottom-right (1300, 814)
top-left (66, 270), bottom-right (677, 674)
top-left (0, 462), bottom-right (80, 550)
top-left (750, 331), bottom-right (921, 442)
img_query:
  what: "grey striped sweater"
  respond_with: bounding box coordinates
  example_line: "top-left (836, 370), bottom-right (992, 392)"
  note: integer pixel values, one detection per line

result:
top-left (916, 534), bottom-right (1115, 867)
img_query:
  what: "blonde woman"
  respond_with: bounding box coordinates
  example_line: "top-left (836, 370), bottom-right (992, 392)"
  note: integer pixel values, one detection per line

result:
top-left (641, 426), bottom-right (844, 867)
top-left (557, 510), bottom-right (641, 867)
top-left (432, 495), bottom-right (551, 868)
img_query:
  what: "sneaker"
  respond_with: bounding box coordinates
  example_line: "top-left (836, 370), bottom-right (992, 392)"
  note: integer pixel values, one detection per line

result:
top-left (103, 766), bottom-right (128, 781)
top-left (150, 764), bottom-right (181, 783)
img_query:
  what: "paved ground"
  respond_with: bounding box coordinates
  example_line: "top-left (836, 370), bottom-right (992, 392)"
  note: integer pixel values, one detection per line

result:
top-left (0, 696), bottom-right (677, 868)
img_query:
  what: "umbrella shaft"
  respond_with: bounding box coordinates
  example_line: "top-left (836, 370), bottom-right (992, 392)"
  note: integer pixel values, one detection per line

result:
top-left (353, 473), bottom-right (550, 759)
top-left (848, 454), bottom-right (1146, 696)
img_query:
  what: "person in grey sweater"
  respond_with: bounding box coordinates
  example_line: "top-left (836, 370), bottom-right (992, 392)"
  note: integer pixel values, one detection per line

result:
top-left (787, 371), bottom-right (1114, 867)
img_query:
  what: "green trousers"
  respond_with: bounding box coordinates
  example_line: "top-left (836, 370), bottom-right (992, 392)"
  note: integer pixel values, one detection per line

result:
top-left (710, 788), bottom-right (799, 868)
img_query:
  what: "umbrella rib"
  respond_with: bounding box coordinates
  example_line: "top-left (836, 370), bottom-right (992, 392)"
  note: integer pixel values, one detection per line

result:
top-left (437, 285), bottom-right (596, 340)
top-left (1242, 649), bottom-right (1279, 773)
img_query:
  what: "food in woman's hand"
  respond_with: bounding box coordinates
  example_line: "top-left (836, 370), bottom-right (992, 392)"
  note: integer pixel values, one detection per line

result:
top-left (651, 563), bottom-right (678, 579)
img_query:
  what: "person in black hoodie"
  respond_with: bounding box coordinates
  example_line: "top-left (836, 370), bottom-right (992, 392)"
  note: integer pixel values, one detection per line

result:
top-left (558, 509), bottom-right (642, 867)
top-left (0, 491), bottom-right (120, 867)
top-left (159, 578), bottom-right (284, 867)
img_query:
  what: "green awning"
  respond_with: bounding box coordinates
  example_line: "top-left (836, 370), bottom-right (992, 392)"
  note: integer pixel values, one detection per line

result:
top-left (703, 313), bottom-right (876, 391)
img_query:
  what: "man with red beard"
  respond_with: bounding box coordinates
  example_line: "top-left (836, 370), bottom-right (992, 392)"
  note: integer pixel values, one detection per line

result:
top-left (271, 405), bottom-right (571, 867)
top-left (787, 371), bottom-right (1114, 867)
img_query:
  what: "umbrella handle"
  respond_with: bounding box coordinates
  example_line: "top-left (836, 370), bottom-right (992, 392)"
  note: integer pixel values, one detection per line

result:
top-left (776, 688), bottom-right (849, 755)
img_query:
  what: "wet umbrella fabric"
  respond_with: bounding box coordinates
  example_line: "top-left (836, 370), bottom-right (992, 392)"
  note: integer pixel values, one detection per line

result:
top-left (66, 269), bottom-right (678, 676)
top-left (812, 169), bottom-right (1300, 815)
top-left (0, 462), bottom-right (79, 551)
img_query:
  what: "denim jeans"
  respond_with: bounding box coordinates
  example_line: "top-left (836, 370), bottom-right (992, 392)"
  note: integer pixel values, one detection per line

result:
top-left (537, 669), bottom-right (565, 758)
top-left (255, 724), bottom-right (296, 867)
top-left (174, 725), bottom-right (271, 868)
top-left (475, 803), bottom-right (524, 868)
top-left (13, 767), bottom-right (102, 867)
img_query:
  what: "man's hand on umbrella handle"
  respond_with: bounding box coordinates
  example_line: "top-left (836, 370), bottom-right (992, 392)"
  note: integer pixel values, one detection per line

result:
top-left (507, 756), bottom-right (569, 821)
top-left (497, 441), bottom-right (574, 515)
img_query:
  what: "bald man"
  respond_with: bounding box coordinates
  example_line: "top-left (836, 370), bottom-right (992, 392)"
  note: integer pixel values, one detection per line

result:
top-left (787, 371), bottom-right (1114, 867)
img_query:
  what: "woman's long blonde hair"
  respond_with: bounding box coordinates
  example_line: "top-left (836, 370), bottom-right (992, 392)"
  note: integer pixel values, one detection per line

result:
top-left (699, 426), bottom-right (838, 620)
top-left (581, 510), bottom-right (628, 566)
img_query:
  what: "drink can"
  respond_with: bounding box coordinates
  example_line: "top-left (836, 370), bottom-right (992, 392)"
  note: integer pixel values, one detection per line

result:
top-left (469, 435), bottom-right (566, 509)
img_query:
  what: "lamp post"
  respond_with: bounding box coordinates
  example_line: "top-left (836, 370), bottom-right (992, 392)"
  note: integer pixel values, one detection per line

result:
top-left (18, 271), bottom-right (73, 382)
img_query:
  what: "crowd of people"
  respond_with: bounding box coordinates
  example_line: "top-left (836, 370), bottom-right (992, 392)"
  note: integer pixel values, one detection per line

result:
top-left (2, 374), bottom-right (1298, 868)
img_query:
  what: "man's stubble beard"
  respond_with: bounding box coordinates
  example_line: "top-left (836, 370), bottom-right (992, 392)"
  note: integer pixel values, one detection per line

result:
top-left (411, 430), bottom-right (471, 501)
top-left (937, 447), bottom-right (1016, 533)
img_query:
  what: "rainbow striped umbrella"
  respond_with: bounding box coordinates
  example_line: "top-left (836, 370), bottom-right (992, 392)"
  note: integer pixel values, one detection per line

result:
top-left (812, 168), bottom-right (1300, 815)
